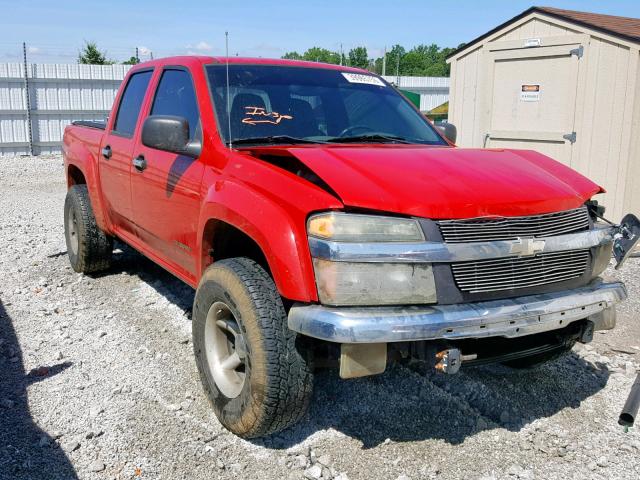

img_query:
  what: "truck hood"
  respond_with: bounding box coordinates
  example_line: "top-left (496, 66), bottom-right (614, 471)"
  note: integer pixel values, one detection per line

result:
top-left (283, 145), bottom-right (603, 219)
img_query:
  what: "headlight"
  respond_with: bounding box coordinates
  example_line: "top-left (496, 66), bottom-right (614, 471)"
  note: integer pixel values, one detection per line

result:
top-left (313, 259), bottom-right (436, 306)
top-left (308, 212), bottom-right (424, 242)
top-left (307, 213), bottom-right (435, 306)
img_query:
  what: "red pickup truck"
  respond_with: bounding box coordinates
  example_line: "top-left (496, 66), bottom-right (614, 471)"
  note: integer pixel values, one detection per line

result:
top-left (63, 56), bottom-right (637, 438)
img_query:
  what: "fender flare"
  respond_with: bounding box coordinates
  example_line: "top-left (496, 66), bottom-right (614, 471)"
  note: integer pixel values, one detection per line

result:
top-left (197, 181), bottom-right (318, 302)
top-left (64, 141), bottom-right (112, 233)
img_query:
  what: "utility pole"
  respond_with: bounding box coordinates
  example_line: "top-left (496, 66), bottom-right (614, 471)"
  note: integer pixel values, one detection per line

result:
top-left (396, 53), bottom-right (400, 84)
top-left (22, 42), bottom-right (33, 156)
top-left (150, 51), bottom-right (154, 60)
top-left (382, 46), bottom-right (386, 76)
top-left (135, 47), bottom-right (139, 63)
top-left (340, 43), bottom-right (343, 66)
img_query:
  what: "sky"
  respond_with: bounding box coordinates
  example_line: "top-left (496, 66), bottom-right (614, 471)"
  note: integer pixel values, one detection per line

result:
top-left (1, 0), bottom-right (639, 63)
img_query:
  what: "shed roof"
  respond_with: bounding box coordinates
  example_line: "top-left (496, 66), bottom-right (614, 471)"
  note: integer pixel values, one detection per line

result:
top-left (538, 6), bottom-right (640, 42)
top-left (449, 6), bottom-right (640, 59)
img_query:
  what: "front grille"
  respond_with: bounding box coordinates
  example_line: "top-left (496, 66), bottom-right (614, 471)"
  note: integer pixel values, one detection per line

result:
top-left (438, 207), bottom-right (590, 243)
top-left (451, 249), bottom-right (590, 293)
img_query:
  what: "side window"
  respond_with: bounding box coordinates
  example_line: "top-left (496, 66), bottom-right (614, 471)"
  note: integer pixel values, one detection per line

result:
top-left (113, 70), bottom-right (153, 136)
top-left (151, 69), bottom-right (199, 139)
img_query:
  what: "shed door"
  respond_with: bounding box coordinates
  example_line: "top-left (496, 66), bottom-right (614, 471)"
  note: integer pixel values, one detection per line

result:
top-left (485, 42), bottom-right (585, 166)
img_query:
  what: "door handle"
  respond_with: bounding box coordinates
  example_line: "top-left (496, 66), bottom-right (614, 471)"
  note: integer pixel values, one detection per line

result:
top-left (132, 155), bottom-right (147, 172)
top-left (101, 145), bottom-right (112, 159)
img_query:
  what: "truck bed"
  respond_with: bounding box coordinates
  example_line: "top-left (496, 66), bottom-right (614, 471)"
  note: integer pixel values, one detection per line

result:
top-left (63, 123), bottom-right (104, 160)
top-left (71, 120), bottom-right (106, 130)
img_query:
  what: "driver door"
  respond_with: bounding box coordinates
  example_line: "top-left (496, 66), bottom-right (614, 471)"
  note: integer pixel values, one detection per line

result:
top-left (130, 67), bottom-right (204, 281)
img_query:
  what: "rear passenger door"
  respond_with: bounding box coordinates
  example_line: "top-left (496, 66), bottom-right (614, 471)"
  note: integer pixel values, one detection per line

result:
top-left (99, 69), bottom-right (153, 236)
top-left (130, 67), bottom-right (204, 281)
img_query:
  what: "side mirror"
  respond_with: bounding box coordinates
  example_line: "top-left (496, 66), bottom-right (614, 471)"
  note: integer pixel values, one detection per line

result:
top-left (141, 115), bottom-right (201, 158)
top-left (436, 122), bottom-right (457, 144)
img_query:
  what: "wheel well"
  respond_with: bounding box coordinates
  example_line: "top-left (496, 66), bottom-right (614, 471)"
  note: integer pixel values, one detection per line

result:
top-left (67, 165), bottom-right (86, 187)
top-left (202, 219), bottom-right (271, 277)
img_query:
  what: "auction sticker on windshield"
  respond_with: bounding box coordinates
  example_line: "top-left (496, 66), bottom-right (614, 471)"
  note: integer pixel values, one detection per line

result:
top-left (342, 72), bottom-right (385, 87)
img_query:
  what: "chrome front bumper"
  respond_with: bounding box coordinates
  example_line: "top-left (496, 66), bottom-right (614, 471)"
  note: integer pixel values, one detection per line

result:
top-left (288, 280), bottom-right (627, 343)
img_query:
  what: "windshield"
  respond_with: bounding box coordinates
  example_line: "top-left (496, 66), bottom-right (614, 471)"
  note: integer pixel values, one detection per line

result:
top-left (206, 65), bottom-right (447, 146)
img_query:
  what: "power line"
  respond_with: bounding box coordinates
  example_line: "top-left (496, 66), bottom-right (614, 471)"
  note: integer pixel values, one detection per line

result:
top-left (0, 42), bottom-right (158, 65)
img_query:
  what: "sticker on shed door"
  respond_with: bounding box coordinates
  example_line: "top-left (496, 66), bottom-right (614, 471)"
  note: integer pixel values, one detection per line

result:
top-left (520, 84), bottom-right (540, 102)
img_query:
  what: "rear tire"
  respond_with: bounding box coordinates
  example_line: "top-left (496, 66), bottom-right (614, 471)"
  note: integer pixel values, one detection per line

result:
top-left (502, 342), bottom-right (575, 370)
top-left (193, 257), bottom-right (313, 438)
top-left (64, 185), bottom-right (113, 273)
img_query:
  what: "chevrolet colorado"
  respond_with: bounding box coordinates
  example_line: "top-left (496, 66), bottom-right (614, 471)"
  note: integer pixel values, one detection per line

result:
top-left (62, 56), bottom-right (638, 438)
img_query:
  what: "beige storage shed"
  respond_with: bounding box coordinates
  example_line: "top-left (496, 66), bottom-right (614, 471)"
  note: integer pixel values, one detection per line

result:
top-left (447, 6), bottom-right (640, 219)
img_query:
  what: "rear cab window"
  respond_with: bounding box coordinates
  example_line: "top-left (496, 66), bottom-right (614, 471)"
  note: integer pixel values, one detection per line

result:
top-left (112, 70), bottom-right (153, 137)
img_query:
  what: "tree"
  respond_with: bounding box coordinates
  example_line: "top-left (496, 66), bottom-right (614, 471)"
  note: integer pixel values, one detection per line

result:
top-left (282, 51), bottom-right (303, 60)
top-left (387, 44), bottom-right (406, 76)
top-left (303, 47), bottom-right (341, 64)
top-left (282, 43), bottom-right (462, 76)
top-left (372, 44), bottom-right (404, 75)
top-left (78, 42), bottom-right (113, 65)
top-left (282, 47), bottom-right (340, 64)
top-left (348, 47), bottom-right (369, 69)
top-left (122, 56), bottom-right (139, 65)
top-left (372, 43), bottom-right (461, 77)
top-left (436, 43), bottom-right (466, 76)
top-left (402, 44), bottom-right (441, 76)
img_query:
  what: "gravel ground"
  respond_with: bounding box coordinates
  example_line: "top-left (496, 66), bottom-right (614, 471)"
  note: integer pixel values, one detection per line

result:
top-left (1, 155), bottom-right (639, 480)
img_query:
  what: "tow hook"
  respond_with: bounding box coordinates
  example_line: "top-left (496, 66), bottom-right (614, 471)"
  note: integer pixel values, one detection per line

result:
top-left (579, 321), bottom-right (594, 344)
top-left (435, 348), bottom-right (477, 374)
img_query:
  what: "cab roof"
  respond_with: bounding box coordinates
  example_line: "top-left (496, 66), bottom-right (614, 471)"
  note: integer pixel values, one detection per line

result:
top-left (129, 55), bottom-right (369, 74)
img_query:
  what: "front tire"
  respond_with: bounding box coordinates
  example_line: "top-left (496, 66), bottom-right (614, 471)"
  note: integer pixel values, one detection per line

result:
top-left (64, 185), bottom-right (113, 273)
top-left (193, 258), bottom-right (313, 438)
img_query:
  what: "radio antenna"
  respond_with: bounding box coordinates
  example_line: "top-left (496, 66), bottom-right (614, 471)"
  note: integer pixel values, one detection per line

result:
top-left (225, 31), bottom-right (232, 149)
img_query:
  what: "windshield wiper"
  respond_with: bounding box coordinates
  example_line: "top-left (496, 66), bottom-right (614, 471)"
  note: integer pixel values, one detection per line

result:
top-left (326, 133), bottom-right (414, 144)
top-left (228, 135), bottom-right (326, 146)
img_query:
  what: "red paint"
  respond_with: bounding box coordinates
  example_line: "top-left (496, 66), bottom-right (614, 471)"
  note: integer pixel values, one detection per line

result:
top-left (284, 145), bottom-right (602, 218)
top-left (63, 56), bottom-right (604, 302)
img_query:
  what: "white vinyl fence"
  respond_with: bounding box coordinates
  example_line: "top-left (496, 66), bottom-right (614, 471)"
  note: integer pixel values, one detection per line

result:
top-left (0, 63), bottom-right (449, 156)
top-left (0, 63), bottom-right (131, 156)
top-left (382, 75), bottom-right (450, 112)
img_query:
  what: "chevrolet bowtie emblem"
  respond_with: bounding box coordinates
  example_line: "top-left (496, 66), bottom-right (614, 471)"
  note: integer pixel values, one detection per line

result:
top-left (510, 237), bottom-right (546, 256)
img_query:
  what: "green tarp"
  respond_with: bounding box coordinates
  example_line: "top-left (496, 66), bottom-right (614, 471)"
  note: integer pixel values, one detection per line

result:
top-left (399, 89), bottom-right (421, 109)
